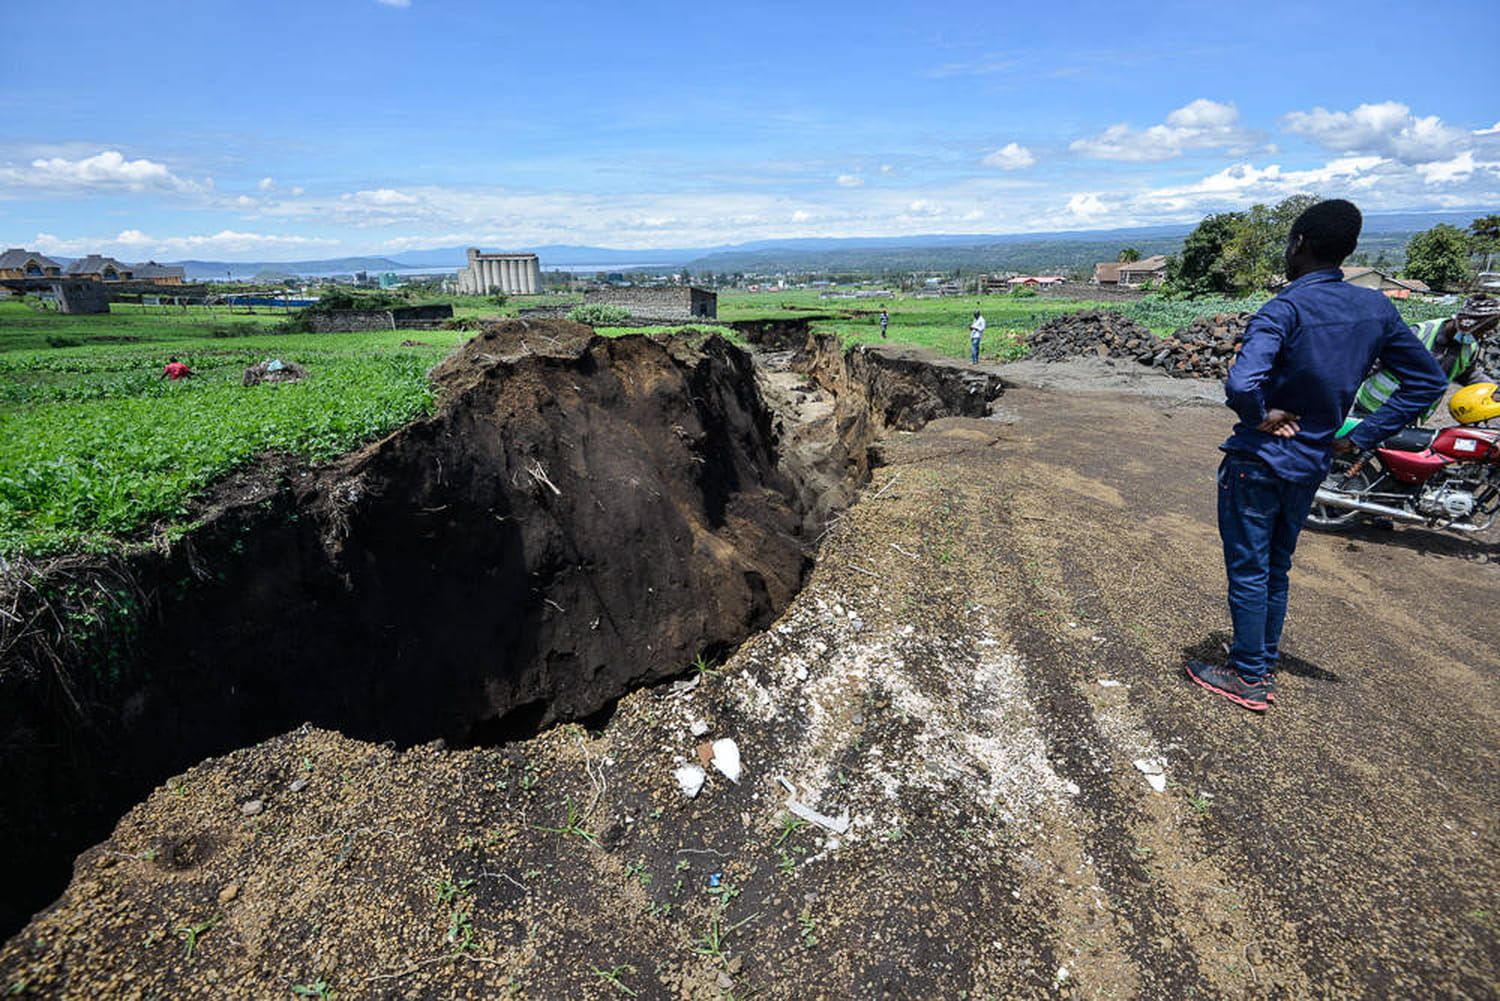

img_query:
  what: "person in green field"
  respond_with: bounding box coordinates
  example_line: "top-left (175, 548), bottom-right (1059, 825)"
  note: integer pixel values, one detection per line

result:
top-left (1352, 293), bottom-right (1497, 420)
top-left (879, 308), bottom-right (889, 339)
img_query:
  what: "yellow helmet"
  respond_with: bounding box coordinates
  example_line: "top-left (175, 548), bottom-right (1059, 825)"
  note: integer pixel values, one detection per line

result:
top-left (1449, 382), bottom-right (1500, 425)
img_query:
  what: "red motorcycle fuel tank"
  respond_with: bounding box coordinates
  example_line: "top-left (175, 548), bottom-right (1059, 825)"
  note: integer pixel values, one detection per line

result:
top-left (1377, 446), bottom-right (1449, 483)
top-left (1432, 426), bottom-right (1500, 463)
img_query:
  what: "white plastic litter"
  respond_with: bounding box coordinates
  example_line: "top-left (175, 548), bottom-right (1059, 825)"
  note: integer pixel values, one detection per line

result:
top-left (1133, 758), bottom-right (1168, 793)
top-left (674, 764), bottom-right (706, 798)
top-left (1097, 679), bottom-right (1124, 688)
top-left (689, 719), bottom-right (709, 737)
top-left (776, 776), bottom-right (850, 834)
top-left (710, 738), bottom-right (742, 784)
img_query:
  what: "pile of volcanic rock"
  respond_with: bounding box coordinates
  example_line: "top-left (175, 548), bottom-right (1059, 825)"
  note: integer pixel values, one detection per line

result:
top-left (1028, 309), bottom-right (1252, 380)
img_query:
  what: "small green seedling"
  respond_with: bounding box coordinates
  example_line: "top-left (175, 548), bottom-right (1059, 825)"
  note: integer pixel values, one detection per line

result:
top-left (433, 877), bottom-right (475, 905)
top-left (704, 879), bottom-right (740, 908)
top-left (535, 799), bottom-right (597, 844)
top-left (798, 913), bottom-right (819, 948)
top-left (773, 814), bottom-right (807, 849)
top-left (446, 909), bottom-right (475, 953)
top-left (291, 980), bottom-right (333, 999)
top-left (177, 914), bottom-right (222, 959)
top-left (591, 964), bottom-right (638, 997)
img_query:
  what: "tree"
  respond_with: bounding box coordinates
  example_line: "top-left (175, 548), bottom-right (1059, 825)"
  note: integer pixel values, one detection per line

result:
top-left (1217, 194), bottom-right (1321, 295)
top-left (1117, 248), bottom-right (1141, 263)
top-left (1469, 214), bottom-right (1500, 272)
top-left (1404, 224), bottom-right (1472, 290)
top-left (1164, 213), bottom-right (1240, 297)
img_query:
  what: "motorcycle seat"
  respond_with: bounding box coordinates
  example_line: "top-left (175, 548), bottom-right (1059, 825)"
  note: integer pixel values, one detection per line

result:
top-left (1380, 427), bottom-right (1437, 452)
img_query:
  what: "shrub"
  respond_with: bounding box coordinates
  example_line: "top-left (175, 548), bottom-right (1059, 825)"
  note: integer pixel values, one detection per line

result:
top-left (567, 304), bottom-right (631, 326)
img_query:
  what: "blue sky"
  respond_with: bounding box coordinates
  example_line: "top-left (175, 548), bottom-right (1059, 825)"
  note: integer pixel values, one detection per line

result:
top-left (1, 0), bottom-right (1497, 260)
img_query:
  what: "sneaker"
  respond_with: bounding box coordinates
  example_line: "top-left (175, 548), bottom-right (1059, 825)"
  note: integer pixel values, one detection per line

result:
top-left (1265, 669), bottom-right (1277, 703)
top-left (1185, 660), bottom-right (1269, 712)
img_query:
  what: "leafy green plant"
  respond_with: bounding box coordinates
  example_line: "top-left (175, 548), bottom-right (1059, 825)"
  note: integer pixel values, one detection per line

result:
top-left (567, 304), bottom-right (631, 326)
top-left (291, 980), bottom-right (334, 998)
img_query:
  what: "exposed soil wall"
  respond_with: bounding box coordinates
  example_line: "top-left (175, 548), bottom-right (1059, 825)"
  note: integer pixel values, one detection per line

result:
top-left (0, 321), bottom-right (807, 936)
top-left (0, 321), bottom-right (1007, 938)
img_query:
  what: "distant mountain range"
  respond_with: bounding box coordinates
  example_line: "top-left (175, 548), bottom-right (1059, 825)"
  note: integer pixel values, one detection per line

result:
top-left (55, 211), bottom-right (1482, 280)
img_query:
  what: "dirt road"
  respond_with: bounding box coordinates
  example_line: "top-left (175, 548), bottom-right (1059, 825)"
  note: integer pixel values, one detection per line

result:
top-left (3, 358), bottom-right (1496, 999)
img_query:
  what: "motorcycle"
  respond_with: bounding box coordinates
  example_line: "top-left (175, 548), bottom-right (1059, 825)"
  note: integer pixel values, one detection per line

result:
top-left (1306, 408), bottom-right (1500, 536)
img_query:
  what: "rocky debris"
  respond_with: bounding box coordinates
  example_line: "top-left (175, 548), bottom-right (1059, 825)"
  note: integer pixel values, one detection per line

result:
top-left (1028, 310), bottom-right (1251, 380)
top-left (240, 358), bottom-right (308, 386)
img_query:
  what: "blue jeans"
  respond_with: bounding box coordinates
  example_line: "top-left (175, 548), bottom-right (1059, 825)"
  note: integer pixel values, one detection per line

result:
top-left (1217, 452), bottom-right (1319, 680)
top-left (970, 336), bottom-right (981, 363)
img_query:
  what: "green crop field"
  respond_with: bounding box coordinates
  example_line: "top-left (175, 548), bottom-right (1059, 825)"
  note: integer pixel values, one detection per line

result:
top-left (0, 299), bottom-right (467, 557)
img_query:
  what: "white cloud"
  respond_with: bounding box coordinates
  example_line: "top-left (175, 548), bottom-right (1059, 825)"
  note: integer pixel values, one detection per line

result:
top-left (1282, 102), bottom-right (1466, 164)
top-left (343, 187), bottom-right (419, 206)
top-left (33, 228), bottom-right (338, 258)
top-left (1476, 122), bottom-right (1500, 137)
top-left (927, 55), bottom-right (1013, 78)
top-left (982, 142), bottom-right (1035, 170)
top-left (1415, 150), bottom-right (1500, 186)
top-left (1063, 193), bottom-right (1110, 221)
top-left (0, 150), bottom-right (205, 194)
top-left (879, 164), bottom-right (893, 174)
top-left (257, 177), bottom-right (276, 191)
top-left (836, 174), bottom-right (864, 187)
top-left (375, 0), bottom-right (410, 6)
top-left (791, 210), bottom-right (811, 223)
top-left (1070, 100), bottom-right (1259, 161)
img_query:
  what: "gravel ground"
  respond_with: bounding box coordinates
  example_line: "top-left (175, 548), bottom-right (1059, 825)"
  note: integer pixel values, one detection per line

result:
top-left (2, 366), bottom-right (1496, 999)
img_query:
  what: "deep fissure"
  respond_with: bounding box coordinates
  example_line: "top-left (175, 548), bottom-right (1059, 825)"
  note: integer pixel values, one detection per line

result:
top-left (0, 320), bottom-right (1003, 938)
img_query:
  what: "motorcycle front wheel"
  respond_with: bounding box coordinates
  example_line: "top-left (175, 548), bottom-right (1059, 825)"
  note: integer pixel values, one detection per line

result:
top-left (1306, 458), bottom-right (1378, 531)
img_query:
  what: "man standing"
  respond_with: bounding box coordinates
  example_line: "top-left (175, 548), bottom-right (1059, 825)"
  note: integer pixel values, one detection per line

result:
top-left (1353, 294), bottom-right (1498, 420)
top-left (879, 308), bottom-right (889, 339)
top-left (1187, 200), bottom-right (1446, 712)
top-left (969, 309), bottom-right (986, 364)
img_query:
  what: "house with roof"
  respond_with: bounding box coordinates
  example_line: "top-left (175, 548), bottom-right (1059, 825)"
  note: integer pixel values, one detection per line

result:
top-left (130, 261), bottom-right (186, 285)
top-left (0, 248), bottom-right (62, 279)
top-left (1339, 266), bottom-right (1431, 298)
top-left (64, 255), bottom-right (135, 282)
top-left (1093, 255), bottom-right (1168, 287)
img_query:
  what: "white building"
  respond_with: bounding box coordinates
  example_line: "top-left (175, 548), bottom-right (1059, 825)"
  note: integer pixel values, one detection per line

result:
top-left (457, 249), bottom-right (541, 295)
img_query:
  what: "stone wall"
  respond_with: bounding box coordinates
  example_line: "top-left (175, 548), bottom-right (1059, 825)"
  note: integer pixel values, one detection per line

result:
top-left (584, 286), bottom-right (717, 321)
top-left (307, 304), bottom-right (454, 332)
top-left (54, 281), bottom-right (110, 315)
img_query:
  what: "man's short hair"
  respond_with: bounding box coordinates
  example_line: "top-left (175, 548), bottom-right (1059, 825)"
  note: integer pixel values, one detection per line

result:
top-left (1290, 199), bottom-right (1362, 262)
